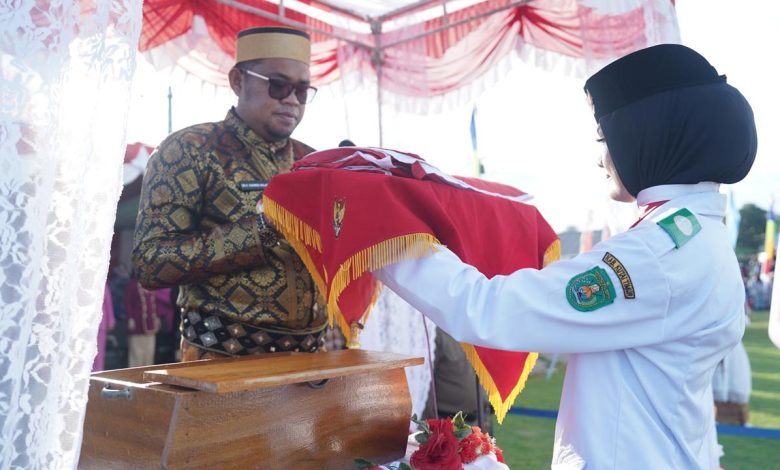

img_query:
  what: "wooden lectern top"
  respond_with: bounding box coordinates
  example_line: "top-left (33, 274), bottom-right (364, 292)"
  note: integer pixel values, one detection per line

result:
top-left (143, 349), bottom-right (423, 394)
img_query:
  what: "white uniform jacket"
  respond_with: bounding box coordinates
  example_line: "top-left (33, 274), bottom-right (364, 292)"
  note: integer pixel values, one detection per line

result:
top-left (376, 183), bottom-right (744, 469)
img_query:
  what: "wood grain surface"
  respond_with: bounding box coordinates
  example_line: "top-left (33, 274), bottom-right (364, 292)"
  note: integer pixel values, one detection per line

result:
top-left (143, 349), bottom-right (423, 393)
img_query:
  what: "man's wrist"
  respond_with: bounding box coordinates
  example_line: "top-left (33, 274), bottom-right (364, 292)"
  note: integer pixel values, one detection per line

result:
top-left (256, 214), bottom-right (280, 248)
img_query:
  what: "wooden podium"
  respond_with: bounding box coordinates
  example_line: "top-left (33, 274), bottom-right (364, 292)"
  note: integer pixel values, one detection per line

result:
top-left (79, 349), bottom-right (423, 469)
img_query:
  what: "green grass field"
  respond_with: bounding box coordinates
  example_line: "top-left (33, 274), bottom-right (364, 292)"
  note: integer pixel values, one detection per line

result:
top-left (493, 310), bottom-right (780, 469)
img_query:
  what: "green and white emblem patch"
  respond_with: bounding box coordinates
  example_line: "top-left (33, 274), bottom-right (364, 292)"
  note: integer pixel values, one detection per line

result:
top-left (566, 267), bottom-right (616, 312)
top-left (657, 208), bottom-right (701, 248)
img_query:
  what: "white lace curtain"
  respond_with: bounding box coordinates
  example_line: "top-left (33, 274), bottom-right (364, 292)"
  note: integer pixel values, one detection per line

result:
top-left (0, 1), bottom-right (142, 468)
top-left (360, 288), bottom-right (438, 419)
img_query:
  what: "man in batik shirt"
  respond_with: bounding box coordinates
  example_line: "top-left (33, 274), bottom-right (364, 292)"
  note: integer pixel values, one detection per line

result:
top-left (132, 27), bottom-right (327, 360)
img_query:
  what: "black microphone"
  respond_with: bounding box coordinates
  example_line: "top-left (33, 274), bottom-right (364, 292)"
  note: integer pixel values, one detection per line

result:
top-left (339, 139), bottom-right (356, 147)
top-left (238, 181), bottom-right (268, 192)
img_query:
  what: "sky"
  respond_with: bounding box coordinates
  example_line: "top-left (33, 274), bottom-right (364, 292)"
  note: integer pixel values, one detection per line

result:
top-left (125, 1), bottom-right (780, 233)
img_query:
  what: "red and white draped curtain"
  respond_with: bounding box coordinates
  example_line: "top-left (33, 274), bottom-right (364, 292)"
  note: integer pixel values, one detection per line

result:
top-left (139, 0), bottom-right (680, 108)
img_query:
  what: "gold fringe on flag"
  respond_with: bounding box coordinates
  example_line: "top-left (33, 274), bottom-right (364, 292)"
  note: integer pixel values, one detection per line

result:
top-left (465, 237), bottom-right (557, 423)
top-left (461, 343), bottom-right (538, 424)
top-left (263, 196), bottom-right (327, 297)
top-left (326, 233), bottom-right (441, 340)
top-left (263, 194), bottom-right (441, 338)
top-left (262, 196), bottom-right (323, 251)
top-left (543, 238), bottom-right (561, 268)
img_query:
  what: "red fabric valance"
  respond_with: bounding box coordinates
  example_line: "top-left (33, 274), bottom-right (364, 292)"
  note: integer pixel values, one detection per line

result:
top-left (141, 0), bottom-right (325, 53)
top-left (139, 0), bottom-right (679, 95)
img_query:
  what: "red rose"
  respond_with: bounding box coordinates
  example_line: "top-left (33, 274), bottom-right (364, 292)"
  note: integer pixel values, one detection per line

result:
top-left (426, 418), bottom-right (449, 434)
top-left (480, 433), bottom-right (492, 452)
top-left (410, 418), bottom-right (462, 470)
top-left (458, 433), bottom-right (484, 463)
top-left (494, 447), bottom-right (505, 463)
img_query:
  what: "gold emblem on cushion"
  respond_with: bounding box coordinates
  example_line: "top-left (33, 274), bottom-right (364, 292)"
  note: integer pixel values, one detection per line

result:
top-left (333, 197), bottom-right (346, 238)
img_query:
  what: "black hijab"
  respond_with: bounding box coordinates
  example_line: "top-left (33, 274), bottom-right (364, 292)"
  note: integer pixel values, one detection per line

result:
top-left (584, 44), bottom-right (757, 197)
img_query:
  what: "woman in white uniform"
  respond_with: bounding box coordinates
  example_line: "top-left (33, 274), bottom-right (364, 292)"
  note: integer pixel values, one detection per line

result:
top-left (375, 44), bottom-right (757, 469)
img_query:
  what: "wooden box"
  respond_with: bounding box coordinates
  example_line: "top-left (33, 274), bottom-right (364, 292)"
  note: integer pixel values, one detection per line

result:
top-left (79, 349), bottom-right (423, 469)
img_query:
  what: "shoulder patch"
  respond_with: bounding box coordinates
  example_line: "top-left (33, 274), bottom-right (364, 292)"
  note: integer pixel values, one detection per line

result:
top-left (566, 267), bottom-right (616, 312)
top-left (657, 208), bottom-right (701, 248)
top-left (602, 252), bottom-right (635, 299)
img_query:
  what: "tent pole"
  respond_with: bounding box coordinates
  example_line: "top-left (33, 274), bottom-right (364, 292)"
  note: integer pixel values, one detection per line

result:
top-left (167, 86), bottom-right (172, 134)
top-left (378, 0), bottom-right (438, 22)
top-left (377, 65), bottom-right (384, 147)
top-left (384, 0), bottom-right (532, 49)
top-left (371, 20), bottom-right (384, 147)
top-left (309, 0), bottom-right (369, 22)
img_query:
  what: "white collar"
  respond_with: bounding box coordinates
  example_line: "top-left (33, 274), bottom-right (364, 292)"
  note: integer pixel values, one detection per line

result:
top-left (636, 182), bottom-right (721, 206)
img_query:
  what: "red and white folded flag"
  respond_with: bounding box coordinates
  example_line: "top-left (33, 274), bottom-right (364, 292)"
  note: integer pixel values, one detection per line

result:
top-left (263, 147), bottom-right (559, 422)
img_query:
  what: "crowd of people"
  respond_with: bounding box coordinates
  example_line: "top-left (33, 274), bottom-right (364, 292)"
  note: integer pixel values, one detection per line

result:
top-left (746, 270), bottom-right (775, 310)
top-left (95, 265), bottom-right (179, 371)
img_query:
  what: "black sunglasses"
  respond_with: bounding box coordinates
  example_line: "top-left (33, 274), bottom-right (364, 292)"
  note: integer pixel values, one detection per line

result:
top-left (240, 69), bottom-right (317, 104)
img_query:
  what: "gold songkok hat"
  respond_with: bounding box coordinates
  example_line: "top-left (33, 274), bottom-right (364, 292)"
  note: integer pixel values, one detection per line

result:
top-left (236, 26), bottom-right (311, 65)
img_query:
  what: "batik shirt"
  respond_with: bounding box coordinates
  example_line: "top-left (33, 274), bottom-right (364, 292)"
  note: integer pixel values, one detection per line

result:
top-left (132, 108), bottom-right (326, 332)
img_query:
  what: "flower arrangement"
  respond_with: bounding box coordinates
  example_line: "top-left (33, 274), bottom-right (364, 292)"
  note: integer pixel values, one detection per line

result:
top-left (355, 412), bottom-right (505, 470)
